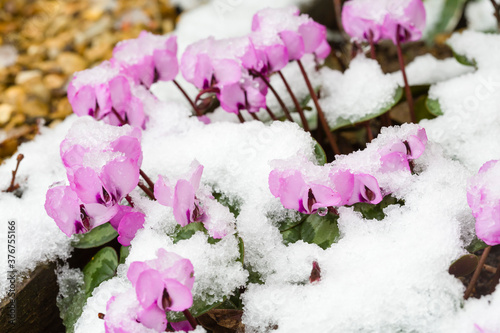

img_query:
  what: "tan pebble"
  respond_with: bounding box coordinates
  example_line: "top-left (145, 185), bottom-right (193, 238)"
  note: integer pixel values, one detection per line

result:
top-left (43, 74), bottom-right (66, 90)
top-left (50, 98), bottom-right (73, 120)
top-left (83, 6), bottom-right (104, 21)
top-left (15, 70), bottom-right (43, 85)
top-left (32, 60), bottom-right (60, 73)
top-left (21, 99), bottom-right (49, 118)
top-left (48, 119), bottom-right (62, 128)
top-left (4, 86), bottom-right (27, 108)
top-left (4, 113), bottom-right (26, 132)
top-left (56, 52), bottom-right (88, 75)
top-left (0, 104), bottom-right (15, 125)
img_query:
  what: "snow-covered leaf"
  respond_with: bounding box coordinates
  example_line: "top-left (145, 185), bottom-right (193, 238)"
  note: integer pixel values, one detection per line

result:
top-left (82, 247), bottom-right (118, 296)
top-left (71, 223), bottom-right (118, 249)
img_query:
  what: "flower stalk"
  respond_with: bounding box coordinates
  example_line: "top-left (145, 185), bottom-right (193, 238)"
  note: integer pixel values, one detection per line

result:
top-left (464, 246), bottom-right (492, 299)
top-left (4, 154), bottom-right (24, 193)
top-left (395, 25), bottom-right (416, 124)
top-left (297, 60), bottom-right (341, 156)
top-left (252, 70), bottom-right (294, 122)
top-left (278, 71), bottom-right (310, 131)
top-left (173, 79), bottom-right (201, 116)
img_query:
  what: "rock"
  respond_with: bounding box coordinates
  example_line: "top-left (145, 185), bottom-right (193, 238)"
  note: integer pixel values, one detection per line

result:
top-left (0, 45), bottom-right (18, 68)
top-left (22, 99), bottom-right (49, 118)
top-left (3, 86), bottom-right (27, 109)
top-left (56, 52), bottom-right (87, 75)
top-left (0, 104), bottom-right (15, 125)
top-left (15, 70), bottom-right (42, 85)
top-left (43, 74), bottom-right (66, 90)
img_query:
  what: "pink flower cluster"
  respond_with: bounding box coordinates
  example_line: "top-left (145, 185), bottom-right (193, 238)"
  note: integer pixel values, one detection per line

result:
top-left (181, 7), bottom-right (330, 115)
top-left (270, 127), bottom-right (428, 214)
top-left (105, 249), bottom-right (194, 332)
top-left (67, 7), bottom-right (329, 123)
top-left (467, 160), bottom-right (500, 246)
top-left (44, 122), bottom-right (145, 246)
top-left (342, 0), bottom-right (426, 44)
top-left (269, 168), bottom-right (382, 215)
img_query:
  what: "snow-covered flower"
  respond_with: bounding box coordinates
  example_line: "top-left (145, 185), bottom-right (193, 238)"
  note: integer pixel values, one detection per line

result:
top-left (342, 0), bottom-right (426, 44)
top-left (379, 127), bottom-right (428, 173)
top-left (252, 7), bottom-right (331, 61)
top-left (467, 160), bottom-right (500, 246)
top-left (109, 206), bottom-right (145, 246)
top-left (67, 61), bottom-right (146, 128)
top-left (269, 169), bottom-right (341, 215)
top-left (113, 31), bottom-right (179, 88)
top-left (329, 170), bottom-right (383, 206)
top-left (105, 249), bottom-right (195, 332)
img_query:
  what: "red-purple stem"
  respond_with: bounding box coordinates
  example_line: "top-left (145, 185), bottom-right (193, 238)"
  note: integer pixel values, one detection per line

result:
top-left (173, 79), bottom-right (202, 116)
top-left (464, 246), bottom-right (492, 299)
top-left (237, 112), bottom-right (245, 123)
top-left (297, 60), bottom-right (341, 156)
top-left (125, 195), bottom-right (134, 207)
top-left (138, 182), bottom-right (155, 200)
top-left (140, 170), bottom-right (155, 191)
top-left (5, 154), bottom-right (24, 192)
top-left (252, 71), bottom-right (294, 122)
top-left (182, 309), bottom-right (198, 329)
top-left (278, 71), bottom-right (310, 131)
top-left (249, 112), bottom-right (260, 121)
top-left (395, 25), bottom-right (416, 124)
top-left (368, 30), bottom-right (376, 60)
top-left (364, 122), bottom-right (374, 142)
top-left (265, 107), bottom-right (277, 121)
top-left (490, 0), bottom-right (500, 30)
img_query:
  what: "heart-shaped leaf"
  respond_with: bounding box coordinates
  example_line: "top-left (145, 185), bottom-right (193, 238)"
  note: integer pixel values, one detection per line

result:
top-left (449, 254), bottom-right (478, 277)
top-left (466, 237), bottom-right (489, 253)
top-left (329, 87), bottom-right (403, 132)
top-left (426, 98), bottom-right (444, 117)
top-left (172, 222), bottom-right (206, 244)
top-left (57, 271), bottom-right (87, 333)
top-left (300, 213), bottom-right (341, 250)
top-left (71, 222), bottom-right (118, 249)
top-left (353, 195), bottom-right (403, 221)
top-left (119, 245), bottom-right (130, 265)
top-left (452, 51), bottom-right (477, 68)
top-left (83, 247), bottom-right (118, 296)
top-left (314, 141), bottom-right (327, 166)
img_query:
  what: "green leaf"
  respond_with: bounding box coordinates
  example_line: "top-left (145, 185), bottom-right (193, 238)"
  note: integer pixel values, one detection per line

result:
top-left (353, 195), bottom-right (403, 221)
top-left (57, 274), bottom-right (87, 333)
top-left (119, 246), bottom-right (130, 265)
top-left (314, 141), bottom-right (327, 166)
top-left (282, 228), bottom-right (302, 245)
top-left (415, 95), bottom-right (436, 122)
top-left (237, 236), bottom-right (245, 265)
top-left (453, 51), bottom-right (477, 68)
top-left (466, 237), bottom-right (489, 253)
top-left (424, 0), bottom-right (467, 43)
top-left (300, 213), bottom-right (340, 250)
top-left (71, 222), bottom-right (118, 249)
top-left (426, 97), bottom-right (444, 117)
top-left (83, 247), bottom-right (118, 296)
top-left (329, 86), bottom-right (403, 131)
top-left (212, 191), bottom-right (241, 217)
top-left (167, 298), bottom-right (224, 322)
top-left (172, 222), bottom-right (206, 244)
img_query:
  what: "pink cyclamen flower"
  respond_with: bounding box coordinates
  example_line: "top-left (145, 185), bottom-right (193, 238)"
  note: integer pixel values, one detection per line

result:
top-left (67, 61), bottom-right (146, 128)
top-left (45, 185), bottom-right (118, 236)
top-left (342, 0), bottom-right (426, 44)
top-left (109, 205), bottom-right (146, 246)
top-left (269, 169), bottom-right (341, 215)
top-left (126, 249), bottom-right (195, 331)
top-left (155, 161), bottom-right (205, 227)
top-left (105, 250), bottom-right (194, 332)
top-left (113, 31), bottom-right (179, 88)
top-left (252, 7), bottom-right (331, 61)
top-left (467, 160), bottom-right (500, 246)
top-left (379, 127), bottom-right (428, 173)
top-left (247, 31), bottom-right (289, 76)
top-left (329, 170), bottom-right (383, 206)
top-left (46, 118), bottom-right (143, 239)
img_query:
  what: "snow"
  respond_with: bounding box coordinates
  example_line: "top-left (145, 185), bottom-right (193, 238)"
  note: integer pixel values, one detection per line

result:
top-left (320, 55), bottom-right (399, 126)
top-left (466, 0), bottom-right (499, 32)
top-left (424, 30), bottom-right (500, 171)
top-left (391, 53), bottom-right (475, 86)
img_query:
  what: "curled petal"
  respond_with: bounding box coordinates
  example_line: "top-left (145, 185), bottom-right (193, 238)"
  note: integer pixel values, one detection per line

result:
top-left (280, 30), bottom-right (305, 61)
top-left (161, 279), bottom-right (193, 312)
top-left (117, 211), bottom-right (145, 246)
top-left (154, 175), bottom-right (174, 207)
top-left (137, 303), bottom-right (168, 332)
top-left (173, 179), bottom-right (196, 227)
top-left (136, 269), bottom-right (164, 308)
